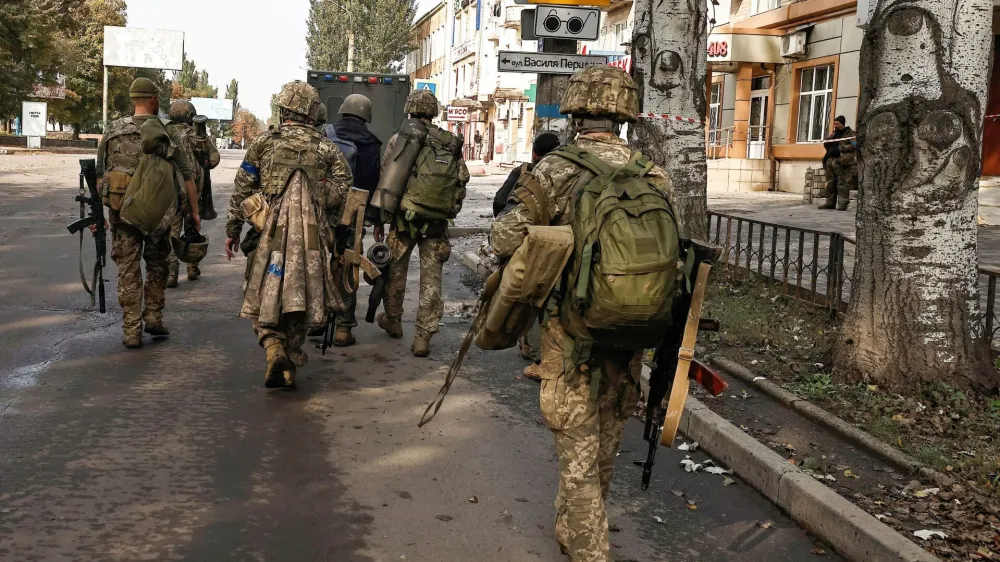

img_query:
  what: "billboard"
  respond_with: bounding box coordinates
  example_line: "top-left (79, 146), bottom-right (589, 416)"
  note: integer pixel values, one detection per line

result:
top-left (22, 102), bottom-right (47, 137)
top-left (104, 27), bottom-right (184, 70)
top-left (190, 97), bottom-right (234, 121)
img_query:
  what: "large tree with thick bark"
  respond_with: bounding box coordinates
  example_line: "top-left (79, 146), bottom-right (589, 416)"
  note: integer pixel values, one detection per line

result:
top-left (836, 0), bottom-right (997, 392)
top-left (630, 0), bottom-right (709, 238)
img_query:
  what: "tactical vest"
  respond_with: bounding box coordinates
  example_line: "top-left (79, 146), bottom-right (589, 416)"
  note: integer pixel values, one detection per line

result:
top-left (104, 118), bottom-right (142, 175)
top-left (261, 126), bottom-right (327, 197)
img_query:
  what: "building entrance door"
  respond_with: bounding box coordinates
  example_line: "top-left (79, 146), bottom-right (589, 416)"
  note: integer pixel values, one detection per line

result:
top-left (747, 89), bottom-right (769, 159)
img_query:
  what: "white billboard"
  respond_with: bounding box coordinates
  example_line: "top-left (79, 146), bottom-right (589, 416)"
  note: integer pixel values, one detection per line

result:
top-left (190, 97), bottom-right (234, 121)
top-left (103, 26), bottom-right (184, 70)
top-left (22, 102), bottom-right (47, 137)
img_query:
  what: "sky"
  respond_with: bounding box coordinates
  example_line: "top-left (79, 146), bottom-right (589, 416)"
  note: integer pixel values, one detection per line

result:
top-left (127, 0), bottom-right (441, 120)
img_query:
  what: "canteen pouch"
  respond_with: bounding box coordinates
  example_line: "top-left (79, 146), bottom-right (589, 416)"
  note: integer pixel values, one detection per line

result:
top-left (475, 226), bottom-right (574, 350)
top-left (241, 192), bottom-right (269, 232)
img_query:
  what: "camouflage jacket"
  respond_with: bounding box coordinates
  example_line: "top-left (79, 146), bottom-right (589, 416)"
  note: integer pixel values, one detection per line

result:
top-left (96, 115), bottom-right (196, 181)
top-left (381, 122), bottom-right (471, 227)
top-left (491, 133), bottom-right (682, 258)
top-left (227, 122), bottom-right (354, 239)
top-left (174, 123), bottom-right (202, 186)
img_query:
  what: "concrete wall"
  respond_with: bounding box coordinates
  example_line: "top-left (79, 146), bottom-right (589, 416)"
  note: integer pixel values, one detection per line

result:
top-left (777, 159), bottom-right (822, 193)
top-left (708, 158), bottom-right (771, 193)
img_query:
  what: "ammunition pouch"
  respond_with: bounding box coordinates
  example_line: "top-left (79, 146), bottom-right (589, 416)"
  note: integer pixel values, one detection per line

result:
top-left (241, 192), bottom-right (270, 232)
top-left (103, 171), bottom-right (132, 211)
top-left (475, 226), bottom-right (574, 350)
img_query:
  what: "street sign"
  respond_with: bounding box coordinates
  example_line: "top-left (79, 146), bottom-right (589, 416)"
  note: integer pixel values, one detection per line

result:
top-left (498, 51), bottom-right (609, 75)
top-left (514, 0), bottom-right (610, 7)
top-left (414, 80), bottom-right (438, 96)
top-left (520, 9), bottom-right (538, 41)
top-left (447, 106), bottom-right (469, 121)
top-left (533, 5), bottom-right (600, 40)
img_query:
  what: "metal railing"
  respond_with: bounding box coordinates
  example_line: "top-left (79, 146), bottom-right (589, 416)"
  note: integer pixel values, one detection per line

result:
top-left (746, 125), bottom-right (770, 159)
top-left (706, 127), bottom-right (733, 160)
top-left (709, 210), bottom-right (1000, 347)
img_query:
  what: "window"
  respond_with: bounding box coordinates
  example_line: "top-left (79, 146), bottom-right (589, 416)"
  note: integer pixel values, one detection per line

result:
top-left (708, 83), bottom-right (722, 143)
top-left (796, 65), bottom-right (834, 143)
top-left (751, 76), bottom-right (770, 91)
top-left (752, 0), bottom-right (780, 15)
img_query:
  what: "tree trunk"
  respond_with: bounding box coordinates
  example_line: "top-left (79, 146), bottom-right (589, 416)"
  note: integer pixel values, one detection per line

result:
top-left (71, 123), bottom-right (80, 141)
top-left (630, 0), bottom-right (709, 239)
top-left (837, 0), bottom-right (996, 392)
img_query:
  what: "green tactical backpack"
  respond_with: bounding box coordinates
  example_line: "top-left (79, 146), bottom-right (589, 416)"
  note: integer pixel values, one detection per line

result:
top-left (556, 145), bottom-right (682, 352)
top-left (120, 118), bottom-right (179, 235)
top-left (399, 127), bottom-right (463, 220)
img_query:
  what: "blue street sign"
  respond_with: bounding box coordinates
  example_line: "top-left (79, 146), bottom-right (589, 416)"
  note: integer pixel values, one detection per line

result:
top-left (414, 80), bottom-right (438, 96)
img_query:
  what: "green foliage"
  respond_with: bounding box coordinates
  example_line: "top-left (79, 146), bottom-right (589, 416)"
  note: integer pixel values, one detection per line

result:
top-left (306, 0), bottom-right (417, 74)
top-left (0, 0), bottom-right (83, 118)
top-left (790, 373), bottom-right (833, 399)
top-left (174, 54), bottom-right (218, 99)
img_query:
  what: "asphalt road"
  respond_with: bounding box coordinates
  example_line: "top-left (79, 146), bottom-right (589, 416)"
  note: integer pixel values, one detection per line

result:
top-left (0, 151), bottom-right (838, 561)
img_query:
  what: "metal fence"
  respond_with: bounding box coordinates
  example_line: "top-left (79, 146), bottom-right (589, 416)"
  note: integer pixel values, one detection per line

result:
top-left (707, 210), bottom-right (1000, 346)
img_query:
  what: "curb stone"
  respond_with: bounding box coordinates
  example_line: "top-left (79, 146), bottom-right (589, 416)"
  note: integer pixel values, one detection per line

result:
top-left (683, 396), bottom-right (940, 562)
top-left (454, 253), bottom-right (941, 562)
top-left (712, 357), bottom-right (948, 485)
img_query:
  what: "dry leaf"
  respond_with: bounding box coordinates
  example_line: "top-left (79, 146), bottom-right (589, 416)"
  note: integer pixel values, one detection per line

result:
top-left (913, 530), bottom-right (947, 540)
top-left (468, 496), bottom-right (479, 504)
top-left (913, 488), bottom-right (940, 499)
top-left (844, 469), bottom-right (859, 479)
top-left (812, 547), bottom-right (827, 556)
top-left (722, 477), bottom-right (736, 486)
top-left (653, 516), bottom-right (664, 524)
top-left (758, 520), bottom-right (773, 529)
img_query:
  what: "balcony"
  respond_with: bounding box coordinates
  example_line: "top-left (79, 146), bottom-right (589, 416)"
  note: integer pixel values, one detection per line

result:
top-left (503, 6), bottom-right (523, 28)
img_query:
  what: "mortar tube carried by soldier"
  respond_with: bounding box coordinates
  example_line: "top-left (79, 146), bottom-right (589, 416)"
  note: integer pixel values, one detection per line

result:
top-left (193, 115), bottom-right (218, 221)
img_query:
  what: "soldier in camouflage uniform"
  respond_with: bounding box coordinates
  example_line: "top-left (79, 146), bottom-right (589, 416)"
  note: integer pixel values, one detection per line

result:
top-left (491, 66), bottom-right (681, 562)
top-left (820, 115), bottom-right (857, 211)
top-left (375, 90), bottom-right (470, 357)
top-left (96, 78), bottom-right (200, 348)
top-left (166, 100), bottom-right (203, 286)
top-left (224, 81), bottom-right (353, 388)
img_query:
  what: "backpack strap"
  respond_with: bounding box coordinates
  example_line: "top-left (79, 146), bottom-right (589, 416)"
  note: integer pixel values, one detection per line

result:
top-left (511, 172), bottom-right (551, 226)
top-left (551, 145), bottom-right (615, 178)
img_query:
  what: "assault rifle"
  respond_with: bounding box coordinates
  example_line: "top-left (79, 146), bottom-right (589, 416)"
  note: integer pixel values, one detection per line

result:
top-left (66, 159), bottom-right (107, 313)
top-left (634, 239), bottom-right (726, 490)
top-left (321, 188), bottom-right (383, 354)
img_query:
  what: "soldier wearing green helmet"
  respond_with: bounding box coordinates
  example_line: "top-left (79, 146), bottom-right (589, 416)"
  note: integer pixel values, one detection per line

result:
top-left (95, 77), bottom-right (201, 348)
top-left (373, 89), bottom-right (470, 358)
top-left (490, 65), bottom-right (683, 562)
top-left (165, 100), bottom-right (205, 285)
top-left (225, 80), bottom-right (354, 389)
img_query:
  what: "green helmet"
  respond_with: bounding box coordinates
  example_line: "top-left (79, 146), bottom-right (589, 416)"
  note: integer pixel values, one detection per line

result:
top-left (559, 66), bottom-right (639, 124)
top-left (404, 90), bottom-right (439, 118)
top-left (168, 100), bottom-right (197, 124)
top-left (170, 233), bottom-right (209, 264)
top-left (312, 101), bottom-right (328, 125)
top-left (340, 94), bottom-right (373, 123)
top-left (275, 80), bottom-right (321, 122)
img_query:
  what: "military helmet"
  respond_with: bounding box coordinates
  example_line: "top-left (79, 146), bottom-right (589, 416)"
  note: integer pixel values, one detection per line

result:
top-left (312, 101), bottom-right (328, 125)
top-left (404, 90), bottom-right (439, 118)
top-left (170, 232), bottom-right (209, 264)
top-left (559, 66), bottom-right (639, 124)
top-left (275, 80), bottom-right (321, 121)
top-left (340, 94), bottom-right (373, 123)
top-left (168, 100), bottom-right (197, 124)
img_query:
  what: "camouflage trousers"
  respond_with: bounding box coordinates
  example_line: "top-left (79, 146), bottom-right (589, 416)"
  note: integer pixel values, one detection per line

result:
top-left (538, 317), bottom-right (640, 562)
top-left (823, 159), bottom-right (857, 209)
top-left (382, 228), bottom-right (451, 336)
top-left (253, 313), bottom-right (307, 355)
top-left (111, 221), bottom-right (170, 337)
top-left (166, 213), bottom-right (183, 270)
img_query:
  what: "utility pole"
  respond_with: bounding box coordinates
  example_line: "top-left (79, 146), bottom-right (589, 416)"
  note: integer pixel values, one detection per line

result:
top-left (534, 38), bottom-right (576, 143)
top-left (443, 0), bottom-right (456, 112)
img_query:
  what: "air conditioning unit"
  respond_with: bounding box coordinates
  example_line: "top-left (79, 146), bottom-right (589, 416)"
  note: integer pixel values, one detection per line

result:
top-left (780, 32), bottom-right (808, 58)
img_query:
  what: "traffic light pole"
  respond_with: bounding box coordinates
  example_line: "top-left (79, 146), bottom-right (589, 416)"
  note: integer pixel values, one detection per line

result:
top-left (534, 38), bottom-right (577, 143)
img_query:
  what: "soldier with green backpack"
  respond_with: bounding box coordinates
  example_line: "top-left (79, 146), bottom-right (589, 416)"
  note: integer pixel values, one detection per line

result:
top-left (373, 89), bottom-right (470, 357)
top-left (491, 66), bottom-right (684, 562)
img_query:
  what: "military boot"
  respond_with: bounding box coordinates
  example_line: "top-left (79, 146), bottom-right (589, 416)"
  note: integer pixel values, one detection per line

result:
top-left (411, 331), bottom-right (432, 358)
top-left (263, 338), bottom-right (294, 389)
top-left (187, 264), bottom-right (201, 281)
top-left (289, 347), bottom-right (309, 367)
top-left (333, 327), bottom-right (356, 347)
top-left (377, 313), bottom-right (403, 339)
top-left (818, 201), bottom-right (836, 210)
top-left (836, 203), bottom-right (850, 211)
top-left (167, 264), bottom-right (179, 288)
top-left (123, 330), bottom-right (143, 349)
top-left (143, 322), bottom-right (170, 337)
